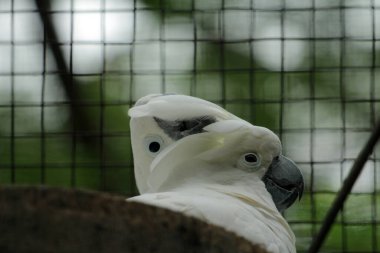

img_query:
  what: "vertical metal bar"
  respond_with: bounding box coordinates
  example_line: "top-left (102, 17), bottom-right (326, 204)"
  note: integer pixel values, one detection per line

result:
top-left (100, 0), bottom-right (106, 191)
top-left (279, 0), bottom-right (285, 141)
top-left (159, 0), bottom-right (166, 94)
top-left (370, 1), bottom-right (378, 252)
top-left (69, 0), bottom-right (76, 188)
top-left (310, 0), bottom-right (317, 242)
top-left (308, 119), bottom-right (380, 253)
top-left (40, 2), bottom-right (47, 184)
top-left (129, 0), bottom-right (138, 196)
top-left (10, 0), bottom-right (15, 184)
top-left (248, 0), bottom-right (255, 124)
top-left (338, 2), bottom-right (347, 252)
top-left (191, 0), bottom-right (196, 97)
top-left (220, 0), bottom-right (226, 108)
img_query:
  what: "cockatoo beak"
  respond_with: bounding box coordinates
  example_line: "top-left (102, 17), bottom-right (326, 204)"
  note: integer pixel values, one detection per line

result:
top-left (262, 155), bottom-right (304, 213)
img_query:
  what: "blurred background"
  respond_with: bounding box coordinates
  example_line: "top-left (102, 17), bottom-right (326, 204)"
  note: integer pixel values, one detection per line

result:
top-left (0, 0), bottom-right (379, 252)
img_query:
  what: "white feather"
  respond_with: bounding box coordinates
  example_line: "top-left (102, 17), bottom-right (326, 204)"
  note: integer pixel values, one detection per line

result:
top-left (128, 94), bottom-right (296, 253)
top-left (130, 176), bottom-right (295, 253)
top-left (147, 132), bottom-right (223, 192)
top-left (128, 94), bottom-right (237, 121)
top-left (203, 119), bottom-right (252, 133)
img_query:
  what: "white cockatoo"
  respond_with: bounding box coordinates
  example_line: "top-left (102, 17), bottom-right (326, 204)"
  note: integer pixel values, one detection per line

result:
top-left (128, 94), bottom-right (303, 253)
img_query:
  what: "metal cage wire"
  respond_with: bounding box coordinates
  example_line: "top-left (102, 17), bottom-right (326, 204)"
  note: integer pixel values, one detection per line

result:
top-left (0, 0), bottom-right (379, 252)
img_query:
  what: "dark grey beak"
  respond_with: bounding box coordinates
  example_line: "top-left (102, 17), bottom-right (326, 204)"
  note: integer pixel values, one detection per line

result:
top-left (262, 155), bottom-right (304, 213)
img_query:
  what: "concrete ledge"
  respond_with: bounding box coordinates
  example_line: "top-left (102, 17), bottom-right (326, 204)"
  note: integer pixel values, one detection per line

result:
top-left (0, 186), bottom-right (267, 253)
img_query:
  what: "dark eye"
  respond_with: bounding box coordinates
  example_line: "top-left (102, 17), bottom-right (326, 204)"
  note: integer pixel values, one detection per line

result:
top-left (238, 152), bottom-right (261, 172)
top-left (244, 153), bottom-right (258, 163)
top-left (144, 135), bottom-right (164, 156)
top-left (149, 141), bottom-right (161, 153)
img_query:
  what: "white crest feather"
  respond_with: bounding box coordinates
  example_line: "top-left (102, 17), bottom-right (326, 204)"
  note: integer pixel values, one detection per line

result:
top-left (128, 94), bottom-right (237, 121)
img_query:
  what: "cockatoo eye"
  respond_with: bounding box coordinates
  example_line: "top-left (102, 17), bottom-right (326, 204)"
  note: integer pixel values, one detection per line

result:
top-left (238, 152), bottom-right (261, 172)
top-left (144, 135), bottom-right (164, 156)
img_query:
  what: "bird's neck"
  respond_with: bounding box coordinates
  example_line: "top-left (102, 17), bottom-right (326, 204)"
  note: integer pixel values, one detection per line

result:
top-left (153, 164), bottom-right (278, 211)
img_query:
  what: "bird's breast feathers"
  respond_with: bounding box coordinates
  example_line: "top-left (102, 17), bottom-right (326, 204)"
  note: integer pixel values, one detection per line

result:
top-left (129, 184), bottom-right (296, 253)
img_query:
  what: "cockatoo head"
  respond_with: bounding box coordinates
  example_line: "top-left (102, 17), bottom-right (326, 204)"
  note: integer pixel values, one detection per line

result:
top-left (129, 94), bottom-right (303, 212)
top-left (200, 120), bottom-right (304, 212)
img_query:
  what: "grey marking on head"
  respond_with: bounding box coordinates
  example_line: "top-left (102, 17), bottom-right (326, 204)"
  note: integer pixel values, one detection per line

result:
top-left (154, 116), bottom-right (216, 140)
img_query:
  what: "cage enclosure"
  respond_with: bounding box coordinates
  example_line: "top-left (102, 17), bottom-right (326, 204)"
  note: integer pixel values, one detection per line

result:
top-left (0, 0), bottom-right (379, 252)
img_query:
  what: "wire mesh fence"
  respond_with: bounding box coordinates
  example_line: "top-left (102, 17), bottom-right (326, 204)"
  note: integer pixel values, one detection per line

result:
top-left (0, 0), bottom-right (379, 252)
